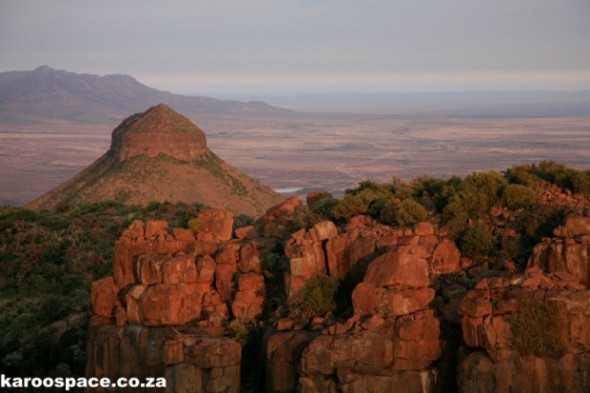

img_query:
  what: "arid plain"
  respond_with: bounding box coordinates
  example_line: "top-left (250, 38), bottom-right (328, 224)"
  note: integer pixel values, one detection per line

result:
top-left (1, 113), bottom-right (589, 206)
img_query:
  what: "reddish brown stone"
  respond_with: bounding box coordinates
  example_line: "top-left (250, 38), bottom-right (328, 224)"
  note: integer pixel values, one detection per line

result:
top-left (162, 255), bottom-right (197, 284)
top-left (121, 220), bottom-right (144, 240)
top-left (145, 220), bottom-right (168, 238)
top-left (216, 242), bottom-right (240, 265)
top-left (91, 276), bottom-right (119, 318)
top-left (364, 246), bottom-right (429, 289)
top-left (196, 255), bottom-right (216, 284)
top-left (431, 238), bottom-right (462, 276)
top-left (238, 242), bottom-right (262, 273)
top-left (139, 283), bottom-right (204, 326)
top-left (231, 290), bottom-right (264, 320)
top-left (237, 273), bottom-right (264, 292)
top-left (309, 221), bottom-right (338, 242)
top-left (325, 236), bottom-right (351, 279)
top-left (135, 254), bottom-right (166, 286)
top-left (123, 285), bottom-right (145, 324)
top-left (414, 221), bottom-right (435, 236)
top-left (194, 209), bottom-right (234, 241)
top-left (215, 262), bottom-right (238, 302)
top-left (458, 290), bottom-right (492, 318)
top-left (235, 225), bottom-right (257, 240)
top-left (172, 228), bottom-right (195, 242)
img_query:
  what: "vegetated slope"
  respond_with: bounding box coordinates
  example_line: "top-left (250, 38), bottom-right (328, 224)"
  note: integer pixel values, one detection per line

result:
top-left (26, 104), bottom-right (284, 216)
top-left (0, 65), bottom-right (291, 124)
top-left (0, 201), bottom-right (214, 377)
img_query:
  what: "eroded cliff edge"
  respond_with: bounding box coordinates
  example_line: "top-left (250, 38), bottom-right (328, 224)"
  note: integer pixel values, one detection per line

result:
top-left (86, 195), bottom-right (590, 393)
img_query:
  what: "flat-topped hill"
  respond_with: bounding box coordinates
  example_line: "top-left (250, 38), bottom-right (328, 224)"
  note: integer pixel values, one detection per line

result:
top-left (27, 104), bottom-right (284, 216)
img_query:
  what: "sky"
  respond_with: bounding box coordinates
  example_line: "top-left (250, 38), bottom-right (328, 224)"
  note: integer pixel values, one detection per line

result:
top-left (1, 0), bottom-right (590, 95)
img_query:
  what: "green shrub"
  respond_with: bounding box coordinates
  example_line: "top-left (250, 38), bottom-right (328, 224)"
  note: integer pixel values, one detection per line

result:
top-left (331, 193), bottom-right (371, 220)
top-left (380, 198), bottom-right (428, 226)
top-left (506, 300), bottom-right (563, 356)
top-left (504, 164), bottom-right (542, 186)
top-left (457, 225), bottom-right (495, 261)
top-left (331, 181), bottom-right (395, 220)
top-left (311, 197), bottom-right (339, 220)
top-left (187, 218), bottom-right (203, 233)
top-left (288, 275), bottom-right (339, 325)
top-left (533, 160), bottom-right (590, 196)
top-left (460, 171), bottom-right (508, 216)
top-left (440, 196), bottom-right (470, 233)
top-left (396, 198), bottom-right (428, 225)
top-left (503, 184), bottom-right (538, 210)
top-left (227, 318), bottom-right (252, 347)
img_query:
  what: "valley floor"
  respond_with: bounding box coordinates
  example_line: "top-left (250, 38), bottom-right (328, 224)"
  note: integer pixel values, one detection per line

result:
top-left (1, 113), bottom-right (589, 205)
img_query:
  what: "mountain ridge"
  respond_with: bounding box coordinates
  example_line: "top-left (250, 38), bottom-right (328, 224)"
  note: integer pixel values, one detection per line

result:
top-left (0, 65), bottom-right (291, 124)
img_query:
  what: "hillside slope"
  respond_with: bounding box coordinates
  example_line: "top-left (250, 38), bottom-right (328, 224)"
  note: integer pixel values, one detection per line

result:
top-left (26, 104), bottom-right (284, 216)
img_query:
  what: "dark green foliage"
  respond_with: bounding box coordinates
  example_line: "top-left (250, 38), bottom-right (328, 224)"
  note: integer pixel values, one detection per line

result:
top-left (311, 197), bottom-right (339, 220)
top-left (532, 160), bottom-right (590, 196)
top-left (379, 198), bottom-right (428, 226)
top-left (287, 206), bottom-right (319, 231)
top-left (394, 199), bottom-right (429, 225)
top-left (457, 225), bottom-right (495, 261)
top-left (288, 276), bottom-right (339, 325)
top-left (506, 300), bottom-right (564, 356)
top-left (503, 184), bottom-right (539, 210)
top-left (331, 192), bottom-right (374, 220)
top-left (330, 179), bottom-right (431, 224)
top-left (458, 172), bottom-right (508, 217)
top-left (412, 175), bottom-right (461, 212)
top-left (233, 214), bottom-right (254, 231)
top-left (0, 200), bottom-right (204, 377)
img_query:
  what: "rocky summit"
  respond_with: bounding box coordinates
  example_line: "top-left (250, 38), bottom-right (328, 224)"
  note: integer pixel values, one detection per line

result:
top-left (27, 104), bottom-right (284, 216)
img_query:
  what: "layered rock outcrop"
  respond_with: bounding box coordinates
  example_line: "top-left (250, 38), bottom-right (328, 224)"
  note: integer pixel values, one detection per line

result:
top-left (457, 215), bottom-right (590, 393)
top-left (111, 104), bottom-right (208, 162)
top-left (458, 269), bottom-right (590, 393)
top-left (86, 197), bottom-right (590, 393)
top-left (527, 215), bottom-right (590, 287)
top-left (87, 209), bottom-right (270, 392)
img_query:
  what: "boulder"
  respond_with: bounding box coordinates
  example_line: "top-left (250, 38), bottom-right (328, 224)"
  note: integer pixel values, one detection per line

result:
top-left (364, 246), bottom-right (429, 289)
top-left (194, 209), bottom-right (234, 241)
top-left (139, 283), bottom-right (205, 326)
top-left (431, 239), bottom-right (462, 276)
top-left (91, 276), bottom-right (119, 318)
top-left (265, 331), bottom-right (317, 393)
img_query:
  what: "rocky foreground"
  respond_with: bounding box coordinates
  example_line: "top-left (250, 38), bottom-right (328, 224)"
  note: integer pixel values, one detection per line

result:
top-left (87, 196), bottom-right (590, 393)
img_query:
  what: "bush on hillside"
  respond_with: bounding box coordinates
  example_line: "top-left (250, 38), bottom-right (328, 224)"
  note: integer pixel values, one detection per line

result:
top-left (503, 184), bottom-right (539, 210)
top-left (457, 225), bottom-right (495, 261)
top-left (288, 276), bottom-right (339, 325)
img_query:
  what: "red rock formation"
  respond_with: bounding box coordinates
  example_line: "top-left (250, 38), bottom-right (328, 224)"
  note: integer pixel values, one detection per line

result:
top-left (87, 215), bottom-right (247, 392)
top-left (527, 215), bottom-right (590, 287)
top-left (111, 104), bottom-right (208, 163)
top-left (253, 196), bottom-right (304, 238)
top-left (458, 269), bottom-right (590, 393)
top-left (193, 209), bottom-right (234, 241)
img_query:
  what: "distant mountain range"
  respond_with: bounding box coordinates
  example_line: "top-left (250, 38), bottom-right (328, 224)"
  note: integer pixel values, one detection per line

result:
top-left (0, 65), bottom-right (291, 124)
top-left (253, 90), bottom-right (590, 117)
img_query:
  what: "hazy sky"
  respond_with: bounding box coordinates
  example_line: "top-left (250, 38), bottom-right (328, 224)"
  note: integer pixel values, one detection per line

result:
top-left (1, 0), bottom-right (590, 95)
